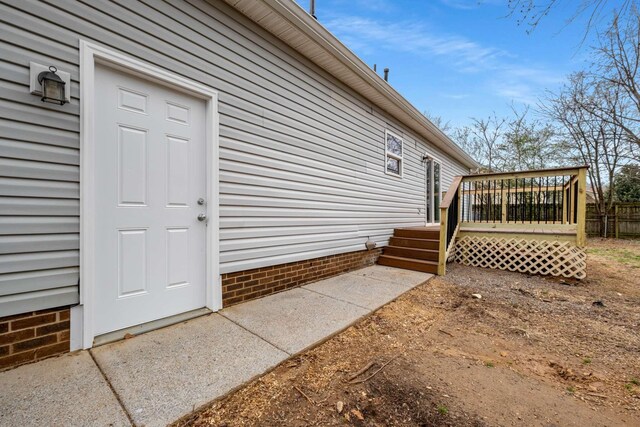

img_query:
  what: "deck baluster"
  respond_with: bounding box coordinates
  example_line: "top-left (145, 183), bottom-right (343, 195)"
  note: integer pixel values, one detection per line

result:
top-left (553, 176), bottom-right (557, 222)
top-left (537, 178), bottom-right (542, 223)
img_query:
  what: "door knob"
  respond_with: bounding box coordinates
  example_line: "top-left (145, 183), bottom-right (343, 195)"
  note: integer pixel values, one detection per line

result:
top-left (197, 198), bottom-right (205, 205)
top-left (197, 213), bottom-right (207, 222)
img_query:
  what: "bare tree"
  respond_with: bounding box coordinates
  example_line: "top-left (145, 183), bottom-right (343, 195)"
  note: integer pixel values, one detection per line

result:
top-left (543, 72), bottom-right (631, 235)
top-left (452, 109), bottom-right (566, 172)
top-left (499, 105), bottom-right (564, 171)
top-left (507, 0), bottom-right (637, 35)
top-left (424, 111), bottom-right (453, 134)
top-left (452, 113), bottom-right (506, 172)
top-left (590, 10), bottom-right (640, 157)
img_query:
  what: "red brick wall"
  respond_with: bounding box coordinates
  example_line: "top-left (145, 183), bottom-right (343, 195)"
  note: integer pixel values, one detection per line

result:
top-left (222, 248), bottom-right (382, 307)
top-left (0, 307), bottom-right (70, 371)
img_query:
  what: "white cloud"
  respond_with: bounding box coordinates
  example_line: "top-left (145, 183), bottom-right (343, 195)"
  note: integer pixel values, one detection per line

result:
top-left (439, 0), bottom-right (480, 10)
top-left (493, 84), bottom-right (538, 104)
top-left (441, 93), bottom-right (471, 100)
top-left (323, 15), bottom-right (562, 105)
top-left (333, 0), bottom-right (395, 12)
top-left (325, 16), bottom-right (505, 70)
top-left (439, 0), bottom-right (503, 10)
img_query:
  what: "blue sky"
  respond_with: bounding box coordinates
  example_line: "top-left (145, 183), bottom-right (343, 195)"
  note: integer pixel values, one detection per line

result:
top-left (295, 0), bottom-right (613, 129)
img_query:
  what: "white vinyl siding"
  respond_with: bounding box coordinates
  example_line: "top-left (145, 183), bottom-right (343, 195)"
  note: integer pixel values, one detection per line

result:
top-left (0, 0), bottom-right (470, 316)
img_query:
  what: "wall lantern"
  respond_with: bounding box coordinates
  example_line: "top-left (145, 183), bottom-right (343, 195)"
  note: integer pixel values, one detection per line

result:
top-left (29, 62), bottom-right (71, 105)
top-left (38, 66), bottom-right (67, 105)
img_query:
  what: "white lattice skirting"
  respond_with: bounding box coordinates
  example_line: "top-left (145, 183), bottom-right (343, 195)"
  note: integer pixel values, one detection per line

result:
top-left (454, 236), bottom-right (586, 279)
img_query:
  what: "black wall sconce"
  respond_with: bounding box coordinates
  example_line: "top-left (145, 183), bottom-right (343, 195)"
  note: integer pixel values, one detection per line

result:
top-left (29, 62), bottom-right (71, 105)
top-left (38, 66), bottom-right (66, 105)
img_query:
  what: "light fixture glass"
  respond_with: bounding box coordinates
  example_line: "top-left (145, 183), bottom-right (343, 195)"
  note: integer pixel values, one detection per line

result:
top-left (37, 66), bottom-right (66, 105)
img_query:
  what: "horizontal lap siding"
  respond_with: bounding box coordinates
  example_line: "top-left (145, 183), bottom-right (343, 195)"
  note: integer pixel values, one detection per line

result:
top-left (0, 0), bottom-right (470, 315)
top-left (0, 0), bottom-right (81, 315)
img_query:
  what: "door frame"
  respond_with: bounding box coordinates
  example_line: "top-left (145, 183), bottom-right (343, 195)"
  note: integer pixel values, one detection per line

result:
top-left (424, 154), bottom-right (442, 226)
top-left (75, 41), bottom-right (220, 350)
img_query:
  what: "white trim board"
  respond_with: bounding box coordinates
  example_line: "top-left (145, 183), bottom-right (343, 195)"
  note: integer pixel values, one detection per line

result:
top-left (424, 152), bottom-right (442, 226)
top-left (76, 40), bottom-right (221, 350)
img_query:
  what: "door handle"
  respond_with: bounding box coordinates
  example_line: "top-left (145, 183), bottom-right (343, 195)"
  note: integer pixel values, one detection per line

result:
top-left (197, 213), bottom-right (207, 222)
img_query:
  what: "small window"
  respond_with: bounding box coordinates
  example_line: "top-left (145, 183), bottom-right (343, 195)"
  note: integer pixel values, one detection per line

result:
top-left (385, 130), bottom-right (403, 177)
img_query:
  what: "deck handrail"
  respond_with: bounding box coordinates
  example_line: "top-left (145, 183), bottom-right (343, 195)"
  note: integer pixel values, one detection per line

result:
top-left (460, 165), bottom-right (588, 181)
top-left (460, 167), bottom-right (587, 237)
top-left (440, 176), bottom-right (464, 209)
top-left (437, 166), bottom-right (588, 275)
top-left (438, 175), bottom-right (463, 275)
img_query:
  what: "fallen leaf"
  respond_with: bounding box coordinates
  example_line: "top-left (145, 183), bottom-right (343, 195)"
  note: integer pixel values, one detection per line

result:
top-left (351, 409), bottom-right (364, 420)
top-left (336, 401), bottom-right (344, 414)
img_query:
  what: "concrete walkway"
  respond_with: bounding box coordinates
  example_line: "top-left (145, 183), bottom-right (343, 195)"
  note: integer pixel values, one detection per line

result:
top-left (0, 266), bottom-right (431, 427)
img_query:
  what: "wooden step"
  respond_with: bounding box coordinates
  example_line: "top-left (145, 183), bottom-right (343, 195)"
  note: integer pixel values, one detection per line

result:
top-left (377, 254), bottom-right (438, 274)
top-left (383, 246), bottom-right (439, 261)
top-left (389, 237), bottom-right (439, 250)
top-left (394, 228), bottom-right (440, 240)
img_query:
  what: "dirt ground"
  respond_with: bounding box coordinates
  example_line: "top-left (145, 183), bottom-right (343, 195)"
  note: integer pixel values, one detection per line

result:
top-left (175, 238), bottom-right (640, 427)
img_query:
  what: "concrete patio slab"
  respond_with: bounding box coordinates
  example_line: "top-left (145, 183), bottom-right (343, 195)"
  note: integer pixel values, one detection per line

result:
top-left (221, 287), bottom-right (369, 355)
top-left (0, 351), bottom-right (130, 427)
top-left (0, 265), bottom-right (433, 427)
top-left (91, 313), bottom-right (288, 427)
top-left (303, 273), bottom-right (416, 310)
top-left (347, 265), bottom-right (432, 286)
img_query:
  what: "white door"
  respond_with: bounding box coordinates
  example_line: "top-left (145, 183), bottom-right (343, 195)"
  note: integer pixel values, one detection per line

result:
top-left (93, 64), bottom-right (208, 335)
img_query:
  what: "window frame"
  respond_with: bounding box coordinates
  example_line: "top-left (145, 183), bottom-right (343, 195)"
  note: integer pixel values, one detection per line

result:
top-left (384, 129), bottom-right (403, 178)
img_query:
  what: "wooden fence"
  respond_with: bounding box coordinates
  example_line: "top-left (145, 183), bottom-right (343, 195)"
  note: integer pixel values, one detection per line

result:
top-left (586, 202), bottom-right (640, 238)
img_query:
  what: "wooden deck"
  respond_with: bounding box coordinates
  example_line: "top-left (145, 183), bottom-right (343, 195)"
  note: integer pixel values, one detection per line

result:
top-left (379, 166), bottom-right (589, 279)
top-left (378, 222), bottom-right (582, 276)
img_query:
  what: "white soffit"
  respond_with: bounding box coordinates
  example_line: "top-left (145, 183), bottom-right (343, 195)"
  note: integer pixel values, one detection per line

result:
top-left (220, 0), bottom-right (478, 169)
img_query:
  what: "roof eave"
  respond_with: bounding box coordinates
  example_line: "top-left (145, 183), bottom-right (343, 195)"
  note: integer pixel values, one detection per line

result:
top-left (220, 0), bottom-right (479, 169)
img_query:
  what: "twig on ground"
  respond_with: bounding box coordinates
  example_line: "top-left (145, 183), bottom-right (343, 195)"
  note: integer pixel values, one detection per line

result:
top-left (349, 354), bottom-right (401, 385)
top-left (438, 329), bottom-right (455, 337)
top-left (585, 392), bottom-right (608, 399)
top-left (294, 385), bottom-right (315, 405)
top-left (347, 361), bottom-right (375, 382)
top-left (347, 360), bottom-right (376, 382)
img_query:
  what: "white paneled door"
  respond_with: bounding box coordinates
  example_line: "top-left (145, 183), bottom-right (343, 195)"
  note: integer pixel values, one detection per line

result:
top-left (93, 64), bottom-right (207, 335)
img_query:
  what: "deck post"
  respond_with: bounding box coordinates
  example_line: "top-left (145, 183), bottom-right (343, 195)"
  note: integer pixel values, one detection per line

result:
top-left (562, 186), bottom-right (567, 224)
top-left (501, 189), bottom-right (507, 222)
top-left (438, 207), bottom-right (448, 275)
top-left (572, 177), bottom-right (577, 224)
top-left (576, 167), bottom-right (587, 246)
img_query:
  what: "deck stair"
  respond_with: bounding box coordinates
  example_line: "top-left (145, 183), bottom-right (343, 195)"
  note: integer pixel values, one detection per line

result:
top-left (377, 227), bottom-right (440, 274)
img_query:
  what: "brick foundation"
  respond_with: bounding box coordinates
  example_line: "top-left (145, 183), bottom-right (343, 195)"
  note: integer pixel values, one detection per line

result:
top-left (0, 307), bottom-right (71, 371)
top-left (0, 250), bottom-right (381, 370)
top-left (222, 248), bottom-right (382, 307)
